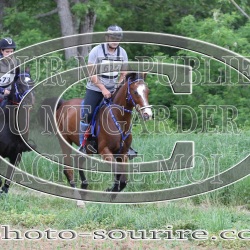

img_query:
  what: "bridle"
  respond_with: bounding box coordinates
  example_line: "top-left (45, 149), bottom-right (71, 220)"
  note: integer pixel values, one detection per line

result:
top-left (11, 73), bottom-right (32, 105)
top-left (126, 77), bottom-right (152, 112)
top-left (101, 76), bottom-right (152, 153)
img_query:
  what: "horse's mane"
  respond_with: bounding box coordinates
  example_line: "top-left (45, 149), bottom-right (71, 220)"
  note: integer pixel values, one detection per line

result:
top-left (111, 72), bottom-right (145, 101)
top-left (125, 72), bottom-right (145, 81)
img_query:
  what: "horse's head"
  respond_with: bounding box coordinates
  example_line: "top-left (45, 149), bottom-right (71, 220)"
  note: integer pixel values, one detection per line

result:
top-left (10, 67), bottom-right (35, 106)
top-left (126, 72), bottom-right (153, 120)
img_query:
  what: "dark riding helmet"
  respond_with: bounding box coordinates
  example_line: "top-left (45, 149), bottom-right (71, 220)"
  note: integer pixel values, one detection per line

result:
top-left (106, 25), bottom-right (123, 40)
top-left (0, 37), bottom-right (16, 50)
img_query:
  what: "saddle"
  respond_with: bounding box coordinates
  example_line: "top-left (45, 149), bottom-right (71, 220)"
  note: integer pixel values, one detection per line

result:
top-left (80, 99), bottom-right (138, 159)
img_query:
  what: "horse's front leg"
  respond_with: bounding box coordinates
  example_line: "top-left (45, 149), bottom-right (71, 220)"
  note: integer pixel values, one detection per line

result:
top-left (0, 177), bottom-right (10, 194)
top-left (1, 179), bottom-right (11, 194)
top-left (102, 149), bottom-right (128, 192)
top-left (1, 153), bottom-right (22, 194)
top-left (100, 147), bottom-right (119, 192)
top-left (114, 154), bottom-right (128, 192)
top-left (74, 154), bottom-right (88, 189)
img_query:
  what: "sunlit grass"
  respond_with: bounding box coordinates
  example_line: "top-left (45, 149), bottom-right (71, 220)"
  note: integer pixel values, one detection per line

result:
top-left (0, 186), bottom-right (250, 249)
top-left (16, 123), bottom-right (250, 207)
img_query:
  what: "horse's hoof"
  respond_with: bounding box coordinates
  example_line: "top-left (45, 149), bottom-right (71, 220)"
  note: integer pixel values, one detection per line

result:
top-left (78, 145), bottom-right (87, 154)
top-left (105, 188), bottom-right (120, 193)
top-left (76, 200), bottom-right (85, 207)
top-left (1, 186), bottom-right (9, 194)
top-left (81, 183), bottom-right (88, 189)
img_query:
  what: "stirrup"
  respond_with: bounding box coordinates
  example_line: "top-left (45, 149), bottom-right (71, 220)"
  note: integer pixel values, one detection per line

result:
top-left (127, 147), bottom-right (138, 160)
top-left (87, 144), bottom-right (97, 154)
top-left (78, 145), bottom-right (86, 154)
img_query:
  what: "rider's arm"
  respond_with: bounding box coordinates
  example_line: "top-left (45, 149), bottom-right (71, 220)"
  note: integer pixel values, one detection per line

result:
top-left (88, 63), bottom-right (111, 98)
top-left (118, 50), bottom-right (128, 84)
top-left (89, 72), bottom-right (107, 91)
top-left (118, 72), bottom-right (126, 84)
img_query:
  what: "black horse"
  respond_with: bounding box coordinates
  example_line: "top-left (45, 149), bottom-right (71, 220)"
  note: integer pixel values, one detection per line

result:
top-left (0, 69), bottom-right (35, 195)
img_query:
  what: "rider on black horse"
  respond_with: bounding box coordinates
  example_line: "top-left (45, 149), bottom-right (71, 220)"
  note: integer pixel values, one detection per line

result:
top-left (0, 37), bottom-right (36, 150)
top-left (0, 37), bottom-right (19, 108)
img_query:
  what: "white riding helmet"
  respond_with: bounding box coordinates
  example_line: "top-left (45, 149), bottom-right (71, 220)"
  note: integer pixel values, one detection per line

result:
top-left (106, 25), bottom-right (123, 40)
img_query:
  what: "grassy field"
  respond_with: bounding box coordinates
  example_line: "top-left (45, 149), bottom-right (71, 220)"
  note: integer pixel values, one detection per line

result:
top-left (0, 185), bottom-right (250, 249)
top-left (18, 124), bottom-right (250, 204)
top-left (1, 121), bottom-right (250, 249)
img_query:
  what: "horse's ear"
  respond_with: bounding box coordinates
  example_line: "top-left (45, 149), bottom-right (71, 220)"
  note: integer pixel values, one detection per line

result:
top-left (142, 72), bottom-right (147, 80)
top-left (128, 72), bottom-right (137, 80)
top-left (25, 66), bottom-right (30, 75)
top-left (15, 67), bottom-right (20, 76)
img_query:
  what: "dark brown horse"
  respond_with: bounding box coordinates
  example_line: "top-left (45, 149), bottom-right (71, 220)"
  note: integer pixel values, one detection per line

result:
top-left (0, 69), bottom-right (35, 195)
top-left (56, 72), bottom-right (152, 192)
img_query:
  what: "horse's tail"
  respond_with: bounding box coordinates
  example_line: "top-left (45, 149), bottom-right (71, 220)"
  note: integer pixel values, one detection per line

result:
top-left (56, 98), bottom-right (64, 110)
top-left (38, 97), bottom-right (64, 132)
top-left (41, 97), bottom-right (64, 110)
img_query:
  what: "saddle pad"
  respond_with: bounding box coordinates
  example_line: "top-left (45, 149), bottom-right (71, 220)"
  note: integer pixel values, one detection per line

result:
top-left (80, 99), bottom-right (85, 119)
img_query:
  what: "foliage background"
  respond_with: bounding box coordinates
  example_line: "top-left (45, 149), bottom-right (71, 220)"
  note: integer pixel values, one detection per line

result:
top-left (0, 1), bottom-right (250, 249)
top-left (2, 0), bottom-right (250, 128)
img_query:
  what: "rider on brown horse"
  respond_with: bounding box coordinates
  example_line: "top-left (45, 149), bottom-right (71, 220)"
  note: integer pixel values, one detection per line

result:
top-left (79, 25), bottom-right (137, 159)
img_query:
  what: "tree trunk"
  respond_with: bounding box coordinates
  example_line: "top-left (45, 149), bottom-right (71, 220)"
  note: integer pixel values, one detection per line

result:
top-left (0, 0), bottom-right (10, 32)
top-left (78, 9), bottom-right (96, 62)
top-left (55, 0), bottom-right (96, 61)
top-left (56, 0), bottom-right (78, 60)
top-left (72, 0), bottom-right (96, 62)
top-left (0, 2), bottom-right (4, 32)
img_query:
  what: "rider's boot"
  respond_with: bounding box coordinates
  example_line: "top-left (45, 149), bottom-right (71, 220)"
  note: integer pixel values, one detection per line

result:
top-left (78, 121), bottom-right (89, 153)
top-left (0, 97), bottom-right (7, 108)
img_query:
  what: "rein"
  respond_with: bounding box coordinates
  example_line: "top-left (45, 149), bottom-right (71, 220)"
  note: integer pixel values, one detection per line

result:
top-left (105, 76), bottom-right (143, 112)
top-left (126, 77), bottom-right (152, 112)
top-left (104, 77), bottom-right (147, 154)
top-left (109, 77), bottom-right (144, 111)
top-left (126, 77), bottom-right (144, 107)
top-left (10, 73), bottom-right (31, 105)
